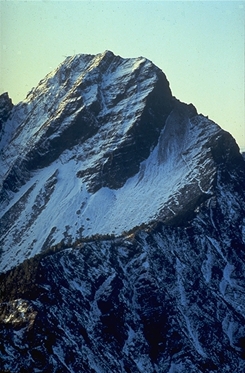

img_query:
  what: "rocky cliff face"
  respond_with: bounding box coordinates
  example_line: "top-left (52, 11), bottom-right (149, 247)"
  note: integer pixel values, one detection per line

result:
top-left (0, 51), bottom-right (245, 372)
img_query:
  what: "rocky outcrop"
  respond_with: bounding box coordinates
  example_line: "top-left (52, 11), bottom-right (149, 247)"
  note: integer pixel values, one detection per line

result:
top-left (77, 70), bottom-right (174, 192)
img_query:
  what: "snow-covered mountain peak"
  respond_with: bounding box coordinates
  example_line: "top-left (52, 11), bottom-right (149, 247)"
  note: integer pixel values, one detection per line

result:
top-left (0, 50), bottom-right (172, 191)
top-left (0, 51), bottom-right (244, 274)
top-left (1, 52), bottom-right (245, 373)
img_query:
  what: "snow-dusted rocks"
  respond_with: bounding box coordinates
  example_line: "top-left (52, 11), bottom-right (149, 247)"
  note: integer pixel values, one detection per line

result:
top-left (0, 51), bottom-right (245, 372)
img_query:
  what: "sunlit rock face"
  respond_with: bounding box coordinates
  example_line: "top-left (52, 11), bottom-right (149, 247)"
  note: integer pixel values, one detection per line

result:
top-left (0, 51), bottom-right (245, 372)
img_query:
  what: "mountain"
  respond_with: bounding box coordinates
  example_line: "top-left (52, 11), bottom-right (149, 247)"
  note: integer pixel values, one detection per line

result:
top-left (0, 50), bottom-right (245, 372)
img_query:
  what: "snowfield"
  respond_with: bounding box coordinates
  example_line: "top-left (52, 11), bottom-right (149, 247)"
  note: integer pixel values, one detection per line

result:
top-left (0, 110), bottom-right (220, 272)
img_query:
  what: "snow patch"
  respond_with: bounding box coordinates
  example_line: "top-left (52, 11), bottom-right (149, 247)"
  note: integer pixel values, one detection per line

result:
top-left (201, 250), bottom-right (213, 283)
top-left (183, 315), bottom-right (206, 357)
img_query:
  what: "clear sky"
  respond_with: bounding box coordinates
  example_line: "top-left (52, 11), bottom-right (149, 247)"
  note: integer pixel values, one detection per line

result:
top-left (1, 0), bottom-right (244, 150)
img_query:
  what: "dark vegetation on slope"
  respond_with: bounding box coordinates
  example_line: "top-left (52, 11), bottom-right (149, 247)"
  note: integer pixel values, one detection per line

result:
top-left (0, 225), bottom-right (149, 303)
top-left (0, 206), bottom-right (206, 304)
top-left (1, 207), bottom-right (245, 372)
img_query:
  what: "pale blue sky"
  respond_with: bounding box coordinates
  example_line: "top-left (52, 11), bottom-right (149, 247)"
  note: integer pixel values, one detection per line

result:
top-left (1, 0), bottom-right (244, 149)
